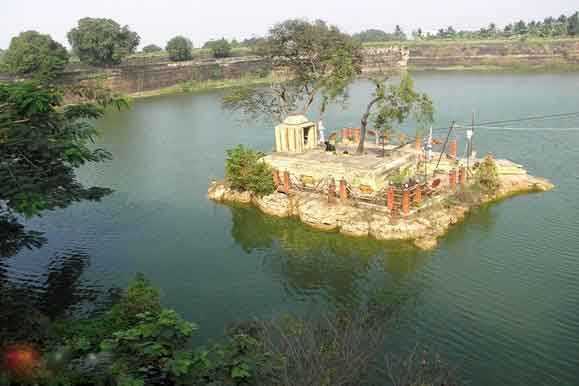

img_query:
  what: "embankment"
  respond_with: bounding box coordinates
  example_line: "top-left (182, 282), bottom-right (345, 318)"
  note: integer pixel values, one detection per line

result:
top-left (5, 39), bottom-right (576, 97)
top-left (406, 39), bottom-right (579, 71)
top-left (208, 173), bottom-right (554, 251)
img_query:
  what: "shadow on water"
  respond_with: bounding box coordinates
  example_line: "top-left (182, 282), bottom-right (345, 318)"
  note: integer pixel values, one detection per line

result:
top-left (0, 246), bottom-right (120, 344)
top-left (0, 214), bottom-right (46, 259)
top-left (228, 204), bottom-right (430, 309)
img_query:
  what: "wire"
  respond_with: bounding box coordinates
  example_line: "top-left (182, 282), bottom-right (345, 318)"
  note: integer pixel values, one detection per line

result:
top-left (456, 111), bottom-right (579, 128)
top-left (424, 111), bottom-right (579, 134)
top-left (457, 125), bottom-right (579, 132)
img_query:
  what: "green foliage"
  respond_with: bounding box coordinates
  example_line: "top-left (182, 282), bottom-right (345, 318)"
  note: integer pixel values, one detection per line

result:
top-left (357, 74), bottom-right (434, 154)
top-left (67, 18), bottom-right (140, 66)
top-left (418, 11), bottom-right (579, 41)
top-left (352, 26), bottom-right (406, 42)
top-left (102, 309), bottom-right (197, 381)
top-left (0, 81), bottom-right (130, 219)
top-left (225, 145), bottom-right (275, 196)
top-left (352, 29), bottom-right (392, 42)
top-left (476, 154), bottom-right (500, 193)
top-left (142, 44), bottom-right (162, 54)
top-left (49, 274), bottom-right (163, 356)
top-left (111, 273), bottom-right (162, 326)
top-left (223, 19), bottom-right (362, 123)
top-left (30, 275), bottom-right (273, 385)
top-left (2, 31), bottom-right (69, 80)
top-left (190, 331), bottom-right (276, 385)
top-left (166, 36), bottom-right (193, 62)
top-left (204, 38), bottom-right (233, 58)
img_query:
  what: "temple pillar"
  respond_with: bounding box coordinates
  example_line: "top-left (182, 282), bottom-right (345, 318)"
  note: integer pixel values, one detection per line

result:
top-left (449, 169), bottom-right (457, 191)
top-left (402, 189), bottom-right (410, 215)
top-left (387, 186), bottom-right (395, 210)
top-left (414, 186), bottom-right (422, 205)
top-left (283, 171), bottom-right (290, 194)
top-left (339, 179), bottom-right (348, 202)
top-left (328, 178), bottom-right (336, 203)
top-left (272, 170), bottom-right (280, 191)
top-left (449, 139), bottom-right (457, 159)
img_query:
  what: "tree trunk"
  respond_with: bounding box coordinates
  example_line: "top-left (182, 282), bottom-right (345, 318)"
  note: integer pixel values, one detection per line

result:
top-left (356, 97), bottom-right (380, 155)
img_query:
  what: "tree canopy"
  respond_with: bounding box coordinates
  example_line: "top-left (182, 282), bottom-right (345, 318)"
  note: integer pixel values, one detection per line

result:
top-left (2, 31), bottom-right (69, 80)
top-left (204, 38), bottom-right (233, 58)
top-left (352, 27), bottom-right (407, 42)
top-left (67, 18), bottom-right (140, 66)
top-left (142, 44), bottom-right (163, 53)
top-left (417, 10), bottom-right (579, 40)
top-left (166, 36), bottom-right (193, 61)
top-left (357, 74), bottom-right (434, 154)
top-left (223, 19), bottom-right (362, 123)
top-left (0, 81), bottom-right (129, 256)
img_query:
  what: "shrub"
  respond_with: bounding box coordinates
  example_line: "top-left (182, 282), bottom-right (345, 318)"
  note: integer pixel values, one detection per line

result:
top-left (102, 309), bottom-right (197, 384)
top-left (225, 145), bottom-right (275, 196)
top-left (166, 36), bottom-right (193, 62)
top-left (205, 38), bottom-right (233, 58)
top-left (476, 154), bottom-right (500, 193)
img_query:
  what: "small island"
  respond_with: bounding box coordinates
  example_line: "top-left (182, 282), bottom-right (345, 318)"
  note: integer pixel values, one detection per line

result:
top-left (207, 22), bottom-right (553, 251)
top-left (209, 115), bottom-right (553, 250)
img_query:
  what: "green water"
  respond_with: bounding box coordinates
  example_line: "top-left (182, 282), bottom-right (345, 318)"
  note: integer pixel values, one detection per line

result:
top-left (5, 72), bottom-right (579, 385)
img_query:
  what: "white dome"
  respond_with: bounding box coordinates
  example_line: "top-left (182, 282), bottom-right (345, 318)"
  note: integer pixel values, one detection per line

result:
top-left (282, 114), bottom-right (311, 126)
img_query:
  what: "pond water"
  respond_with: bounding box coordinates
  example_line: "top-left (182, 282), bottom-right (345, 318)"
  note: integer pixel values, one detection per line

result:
top-left (3, 72), bottom-right (579, 385)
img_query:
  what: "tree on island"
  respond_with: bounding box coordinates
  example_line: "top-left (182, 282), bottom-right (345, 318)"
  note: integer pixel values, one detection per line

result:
top-left (0, 81), bottom-right (129, 257)
top-left (223, 19), bottom-right (362, 123)
top-left (356, 74), bottom-right (434, 155)
top-left (204, 38), bottom-right (233, 58)
top-left (142, 44), bottom-right (163, 54)
top-left (67, 18), bottom-right (140, 66)
top-left (2, 31), bottom-right (69, 80)
top-left (166, 36), bottom-right (193, 61)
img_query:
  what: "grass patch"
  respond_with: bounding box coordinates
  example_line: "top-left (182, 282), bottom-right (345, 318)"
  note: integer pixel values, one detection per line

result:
top-left (130, 74), bottom-right (274, 99)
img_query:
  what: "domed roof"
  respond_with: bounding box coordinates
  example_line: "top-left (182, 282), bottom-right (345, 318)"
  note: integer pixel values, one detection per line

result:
top-left (282, 114), bottom-right (312, 126)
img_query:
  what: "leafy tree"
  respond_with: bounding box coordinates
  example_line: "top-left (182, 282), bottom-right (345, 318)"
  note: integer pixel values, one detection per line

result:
top-left (141, 44), bottom-right (162, 54)
top-left (513, 20), bottom-right (528, 35)
top-left (0, 81), bottom-right (129, 222)
top-left (205, 38), bottom-right (233, 58)
top-left (165, 36), bottom-right (193, 61)
top-left (356, 74), bottom-right (434, 154)
top-left (2, 31), bottom-right (69, 80)
top-left (67, 17), bottom-right (140, 66)
top-left (223, 19), bottom-right (362, 123)
top-left (225, 145), bottom-right (275, 196)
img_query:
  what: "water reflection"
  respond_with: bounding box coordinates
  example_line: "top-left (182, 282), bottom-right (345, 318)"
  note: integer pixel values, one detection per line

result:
top-left (229, 205), bottom-right (429, 306)
top-left (0, 249), bottom-right (118, 344)
top-left (0, 214), bottom-right (46, 259)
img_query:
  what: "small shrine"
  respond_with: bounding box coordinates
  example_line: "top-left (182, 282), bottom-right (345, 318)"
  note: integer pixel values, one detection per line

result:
top-left (274, 115), bottom-right (318, 153)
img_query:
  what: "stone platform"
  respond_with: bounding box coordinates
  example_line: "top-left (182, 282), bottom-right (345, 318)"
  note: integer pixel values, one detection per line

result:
top-left (263, 143), bottom-right (419, 191)
top-left (208, 170), bottom-right (553, 250)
